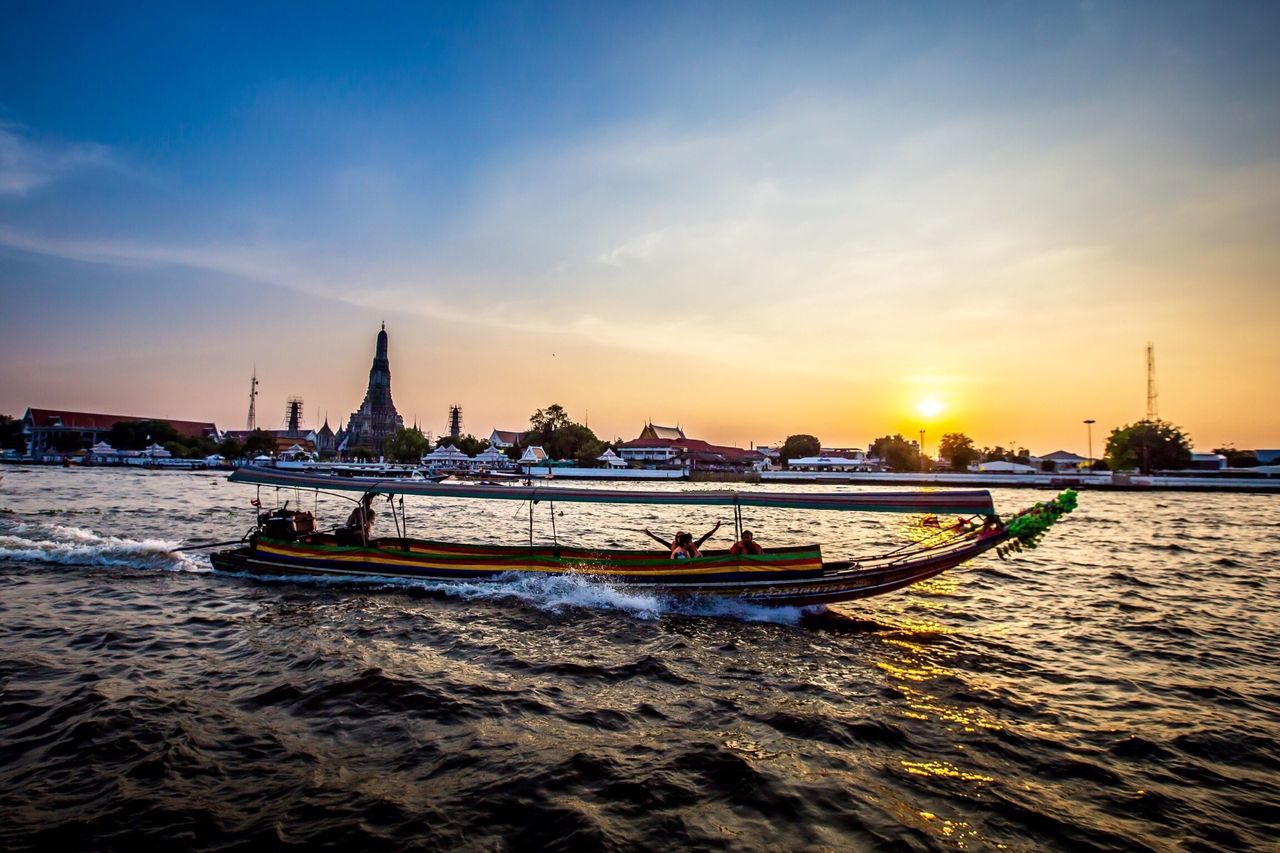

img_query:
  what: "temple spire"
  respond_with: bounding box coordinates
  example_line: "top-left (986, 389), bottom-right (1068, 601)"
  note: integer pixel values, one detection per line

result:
top-left (344, 324), bottom-right (403, 457)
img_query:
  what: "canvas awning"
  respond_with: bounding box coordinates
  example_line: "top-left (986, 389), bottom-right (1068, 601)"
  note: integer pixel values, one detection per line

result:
top-left (228, 465), bottom-right (998, 515)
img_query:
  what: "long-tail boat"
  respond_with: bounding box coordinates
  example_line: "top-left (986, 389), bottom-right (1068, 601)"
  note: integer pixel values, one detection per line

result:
top-left (209, 466), bottom-right (1076, 607)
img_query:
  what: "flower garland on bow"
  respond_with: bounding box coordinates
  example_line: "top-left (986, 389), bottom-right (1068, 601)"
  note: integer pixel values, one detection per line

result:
top-left (997, 489), bottom-right (1078, 559)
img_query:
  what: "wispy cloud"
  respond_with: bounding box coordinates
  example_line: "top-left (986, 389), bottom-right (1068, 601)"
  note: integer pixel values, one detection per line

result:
top-left (0, 123), bottom-right (113, 195)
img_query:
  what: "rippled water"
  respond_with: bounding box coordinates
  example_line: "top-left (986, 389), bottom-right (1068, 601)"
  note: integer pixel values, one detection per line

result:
top-left (1, 466), bottom-right (1278, 850)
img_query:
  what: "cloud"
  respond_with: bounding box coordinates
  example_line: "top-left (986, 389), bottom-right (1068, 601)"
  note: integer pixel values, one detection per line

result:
top-left (0, 123), bottom-right (112, 195)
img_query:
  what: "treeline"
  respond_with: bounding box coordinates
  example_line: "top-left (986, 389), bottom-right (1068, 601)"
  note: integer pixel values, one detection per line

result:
top-left (781, 418), bottom-right (1251, 475)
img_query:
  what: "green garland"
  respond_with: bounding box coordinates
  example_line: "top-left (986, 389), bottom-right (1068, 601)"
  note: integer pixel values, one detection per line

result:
top-left (997, 489), bottom-right (1078, 559)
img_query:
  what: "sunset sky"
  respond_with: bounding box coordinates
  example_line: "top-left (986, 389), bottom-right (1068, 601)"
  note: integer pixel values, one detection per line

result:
top-left (2, 3), bottom-right (1277, 454)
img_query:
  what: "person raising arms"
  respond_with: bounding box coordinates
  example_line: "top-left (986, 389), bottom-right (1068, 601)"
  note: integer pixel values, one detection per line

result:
top-left (642, 520), bottom-right (722, 558)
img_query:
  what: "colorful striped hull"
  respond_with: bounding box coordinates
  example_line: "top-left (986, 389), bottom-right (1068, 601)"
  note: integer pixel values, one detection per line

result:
top-left (210, 530), bottom-right (1007, 607)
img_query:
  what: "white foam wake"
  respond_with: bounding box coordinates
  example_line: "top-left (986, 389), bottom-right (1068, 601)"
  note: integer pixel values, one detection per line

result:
top-left (225, 568), bottom-right (810, 625)
top-left (0, 522), bottom-right (207, 572)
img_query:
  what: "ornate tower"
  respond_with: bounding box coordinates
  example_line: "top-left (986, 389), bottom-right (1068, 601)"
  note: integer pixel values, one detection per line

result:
top-left (344, 324), bottom-right (404, 457)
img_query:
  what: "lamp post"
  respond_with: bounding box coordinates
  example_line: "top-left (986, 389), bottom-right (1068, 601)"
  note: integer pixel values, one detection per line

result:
top-left (919, 429), bottom-right (926, 473)
top-left (1083, 419), bottom-right (1095, 473)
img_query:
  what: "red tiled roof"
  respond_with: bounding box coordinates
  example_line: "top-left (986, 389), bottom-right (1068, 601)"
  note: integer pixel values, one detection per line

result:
top-left (618, 436), bottom-right (761, 461)
top-left (491, 430), bottom-right (523, 443)
top-left (24, 408), bottom-right (217, 439)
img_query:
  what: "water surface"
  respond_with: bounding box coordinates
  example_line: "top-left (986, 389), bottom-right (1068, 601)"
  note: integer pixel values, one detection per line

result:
top-left (1, 467), bottom-right (1277, 850)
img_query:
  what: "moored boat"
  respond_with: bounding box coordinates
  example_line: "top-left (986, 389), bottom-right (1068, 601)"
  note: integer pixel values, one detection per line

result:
top-left (207, 466), bottom-right (1077, 607)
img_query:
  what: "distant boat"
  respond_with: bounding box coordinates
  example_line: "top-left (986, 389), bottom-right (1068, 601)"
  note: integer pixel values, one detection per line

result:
top-left (207, 466), bottom-right (1076, 607)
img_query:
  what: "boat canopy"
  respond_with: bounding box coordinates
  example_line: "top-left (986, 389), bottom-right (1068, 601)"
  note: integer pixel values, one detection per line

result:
top-left (228, 466), bottom-right (998, 516)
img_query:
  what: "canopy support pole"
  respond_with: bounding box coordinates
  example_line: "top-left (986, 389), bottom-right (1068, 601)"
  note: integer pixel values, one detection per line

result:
top-left (549, 499), bottom-right (557, 548)
top-left (399, 497), bottom-right (408, 551)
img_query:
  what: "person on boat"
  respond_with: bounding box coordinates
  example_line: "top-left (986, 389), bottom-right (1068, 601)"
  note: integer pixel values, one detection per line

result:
top-left (345, 493), bottom-right (378, 542)
top-left (671, 531), bottom-right (701, 559)
top-left (729, 529), bottom-right (764, 556)
top-left (643, 521), bottom-right (721, 558)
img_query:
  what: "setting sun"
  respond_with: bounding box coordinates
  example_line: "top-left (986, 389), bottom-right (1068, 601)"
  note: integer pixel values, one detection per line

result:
top-left (917, 398), bottom-right (944, 419)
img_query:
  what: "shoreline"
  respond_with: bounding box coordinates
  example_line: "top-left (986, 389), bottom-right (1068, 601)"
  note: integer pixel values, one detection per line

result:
top-left (5, 459), bottom-right (1278, 494)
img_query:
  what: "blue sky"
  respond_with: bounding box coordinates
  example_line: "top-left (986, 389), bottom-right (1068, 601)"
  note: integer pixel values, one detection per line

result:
top-left (2, 2), bottom-right (1278, 450)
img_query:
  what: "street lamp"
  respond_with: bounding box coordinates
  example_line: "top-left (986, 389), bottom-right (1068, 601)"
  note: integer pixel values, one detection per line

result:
top-left (1083, 419), bottom-right (1096, 473)
top-left (919, 429), bottom-right (926, 473)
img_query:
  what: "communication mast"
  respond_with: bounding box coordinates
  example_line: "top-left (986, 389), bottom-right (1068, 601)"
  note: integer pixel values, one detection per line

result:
top-left (246, 368), bottom-right (260, 430)
top-left (1146, 342), bottom-right (1158, 420)
top-left (448, 404), bottom-right (463, 439)
top-left (285, 397), bottom-right (304, 434)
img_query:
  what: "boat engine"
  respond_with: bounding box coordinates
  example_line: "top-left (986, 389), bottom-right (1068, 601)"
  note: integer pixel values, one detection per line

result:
top-left (258, 504), bottom-right (315, 540)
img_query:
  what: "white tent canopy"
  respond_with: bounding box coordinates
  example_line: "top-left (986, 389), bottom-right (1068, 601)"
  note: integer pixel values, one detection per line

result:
top-left (597, 448), bottom-right (626, 467)
top-left (424, 445), bottom-right (469, 462)
top-left (519, 446), bottom-right (548, 464)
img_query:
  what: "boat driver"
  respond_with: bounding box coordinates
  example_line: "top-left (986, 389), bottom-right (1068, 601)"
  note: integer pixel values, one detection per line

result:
top-left (345, 493), bottom-right (378, 542)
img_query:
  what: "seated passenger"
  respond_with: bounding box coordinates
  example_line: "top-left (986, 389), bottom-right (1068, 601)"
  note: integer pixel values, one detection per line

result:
top-left (729, 529), bottom-right (764, 556)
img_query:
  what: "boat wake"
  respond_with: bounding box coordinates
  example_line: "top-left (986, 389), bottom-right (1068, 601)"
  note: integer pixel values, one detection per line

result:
top-left (0, 522), bottom-right (207, 573)
top-left (222, 567), bottom-right (811, 624)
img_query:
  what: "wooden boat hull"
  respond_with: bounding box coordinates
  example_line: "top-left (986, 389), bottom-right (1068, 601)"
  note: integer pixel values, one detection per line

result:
top-left (209, 530), bottom-right (1007, 607)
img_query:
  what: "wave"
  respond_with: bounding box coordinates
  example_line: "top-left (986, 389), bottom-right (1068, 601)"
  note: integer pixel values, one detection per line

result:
top-left (221, 567), bottom-right (809, 625)
top-left (0, 522), bottom-right (206, 573)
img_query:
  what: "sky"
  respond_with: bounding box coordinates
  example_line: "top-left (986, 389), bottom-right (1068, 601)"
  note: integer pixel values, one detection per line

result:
top-left (2, 2), bottom-right (1278, 454)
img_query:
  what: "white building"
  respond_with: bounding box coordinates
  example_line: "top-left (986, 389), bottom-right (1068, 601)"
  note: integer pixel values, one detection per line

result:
top-left (786, 452), bottom-right (872, 472)
top-left (1030, 450), bottom-right (1089, 472)
top-left (488, 429), bottom-right (523, 450)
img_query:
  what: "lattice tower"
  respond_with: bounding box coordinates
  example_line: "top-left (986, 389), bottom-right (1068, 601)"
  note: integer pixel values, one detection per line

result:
top-left (1146, 342), bottom-right (1158, 420)
top-left (246, 368), bottom-right (259, 430)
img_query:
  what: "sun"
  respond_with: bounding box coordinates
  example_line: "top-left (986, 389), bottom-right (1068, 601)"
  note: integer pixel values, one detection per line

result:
top-left (917, 398), bottom-right (944, 418)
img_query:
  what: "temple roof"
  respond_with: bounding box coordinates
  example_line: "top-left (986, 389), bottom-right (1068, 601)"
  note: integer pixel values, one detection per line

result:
top-left (23, 408), bottom-right (217, 439)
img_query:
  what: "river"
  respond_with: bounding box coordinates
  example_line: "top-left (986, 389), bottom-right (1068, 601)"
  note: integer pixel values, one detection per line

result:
top-left (1, 466), bottom-right (1277, 850)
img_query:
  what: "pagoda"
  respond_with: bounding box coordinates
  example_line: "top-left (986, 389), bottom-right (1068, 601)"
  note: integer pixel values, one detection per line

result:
top-left (344, 324), bottom-right (404, 456)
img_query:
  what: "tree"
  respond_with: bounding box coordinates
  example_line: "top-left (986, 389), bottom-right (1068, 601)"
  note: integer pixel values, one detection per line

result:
top-left (780, 434), bottom-right (821, 464)
top-left (870, 434), bottom-right (922, 472)
top-left (0, 415), bottom-right (24, 452)
top-left (520, 404), bottom-right (601, 463)
top-left (938, 433), bottom-right (978, 472)
top-left (163, 440), bottom-right (189, 459)
top-left (1213, 446), bottom-right (1258, 468)
top-left (217, 436), bottom-right (244, 459)
top-left (530, 404), bottom-right (571, 434)
top-left (438, 434), bottom-right (489, 457)
top-left (573, 438), bottom-right (608, 468)
top-left (1105, 419), bottom-right (1192, 474)
top-left (981, 445), bottom-right (1030, 464)
top-left (385, 426), bottom-right (431, 462)
top-left (107, 419), bottom-right (181, 451)
top-left (242, 429), bottom-right (277, 458)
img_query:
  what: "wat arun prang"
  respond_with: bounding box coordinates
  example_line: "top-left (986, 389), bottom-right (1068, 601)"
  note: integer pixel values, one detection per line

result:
top-left (343, 324), bottom-right (404, 457)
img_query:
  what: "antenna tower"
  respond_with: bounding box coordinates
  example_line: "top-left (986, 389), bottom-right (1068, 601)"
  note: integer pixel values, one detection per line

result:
top-left (1146, 342), bottom-right (1158, 420)
top-left (448, 404), bottom-right (463, 439)
top-left (246, 368), bottom-right (260, 430)
top-left (285, 397), bottom-right (304, 434)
